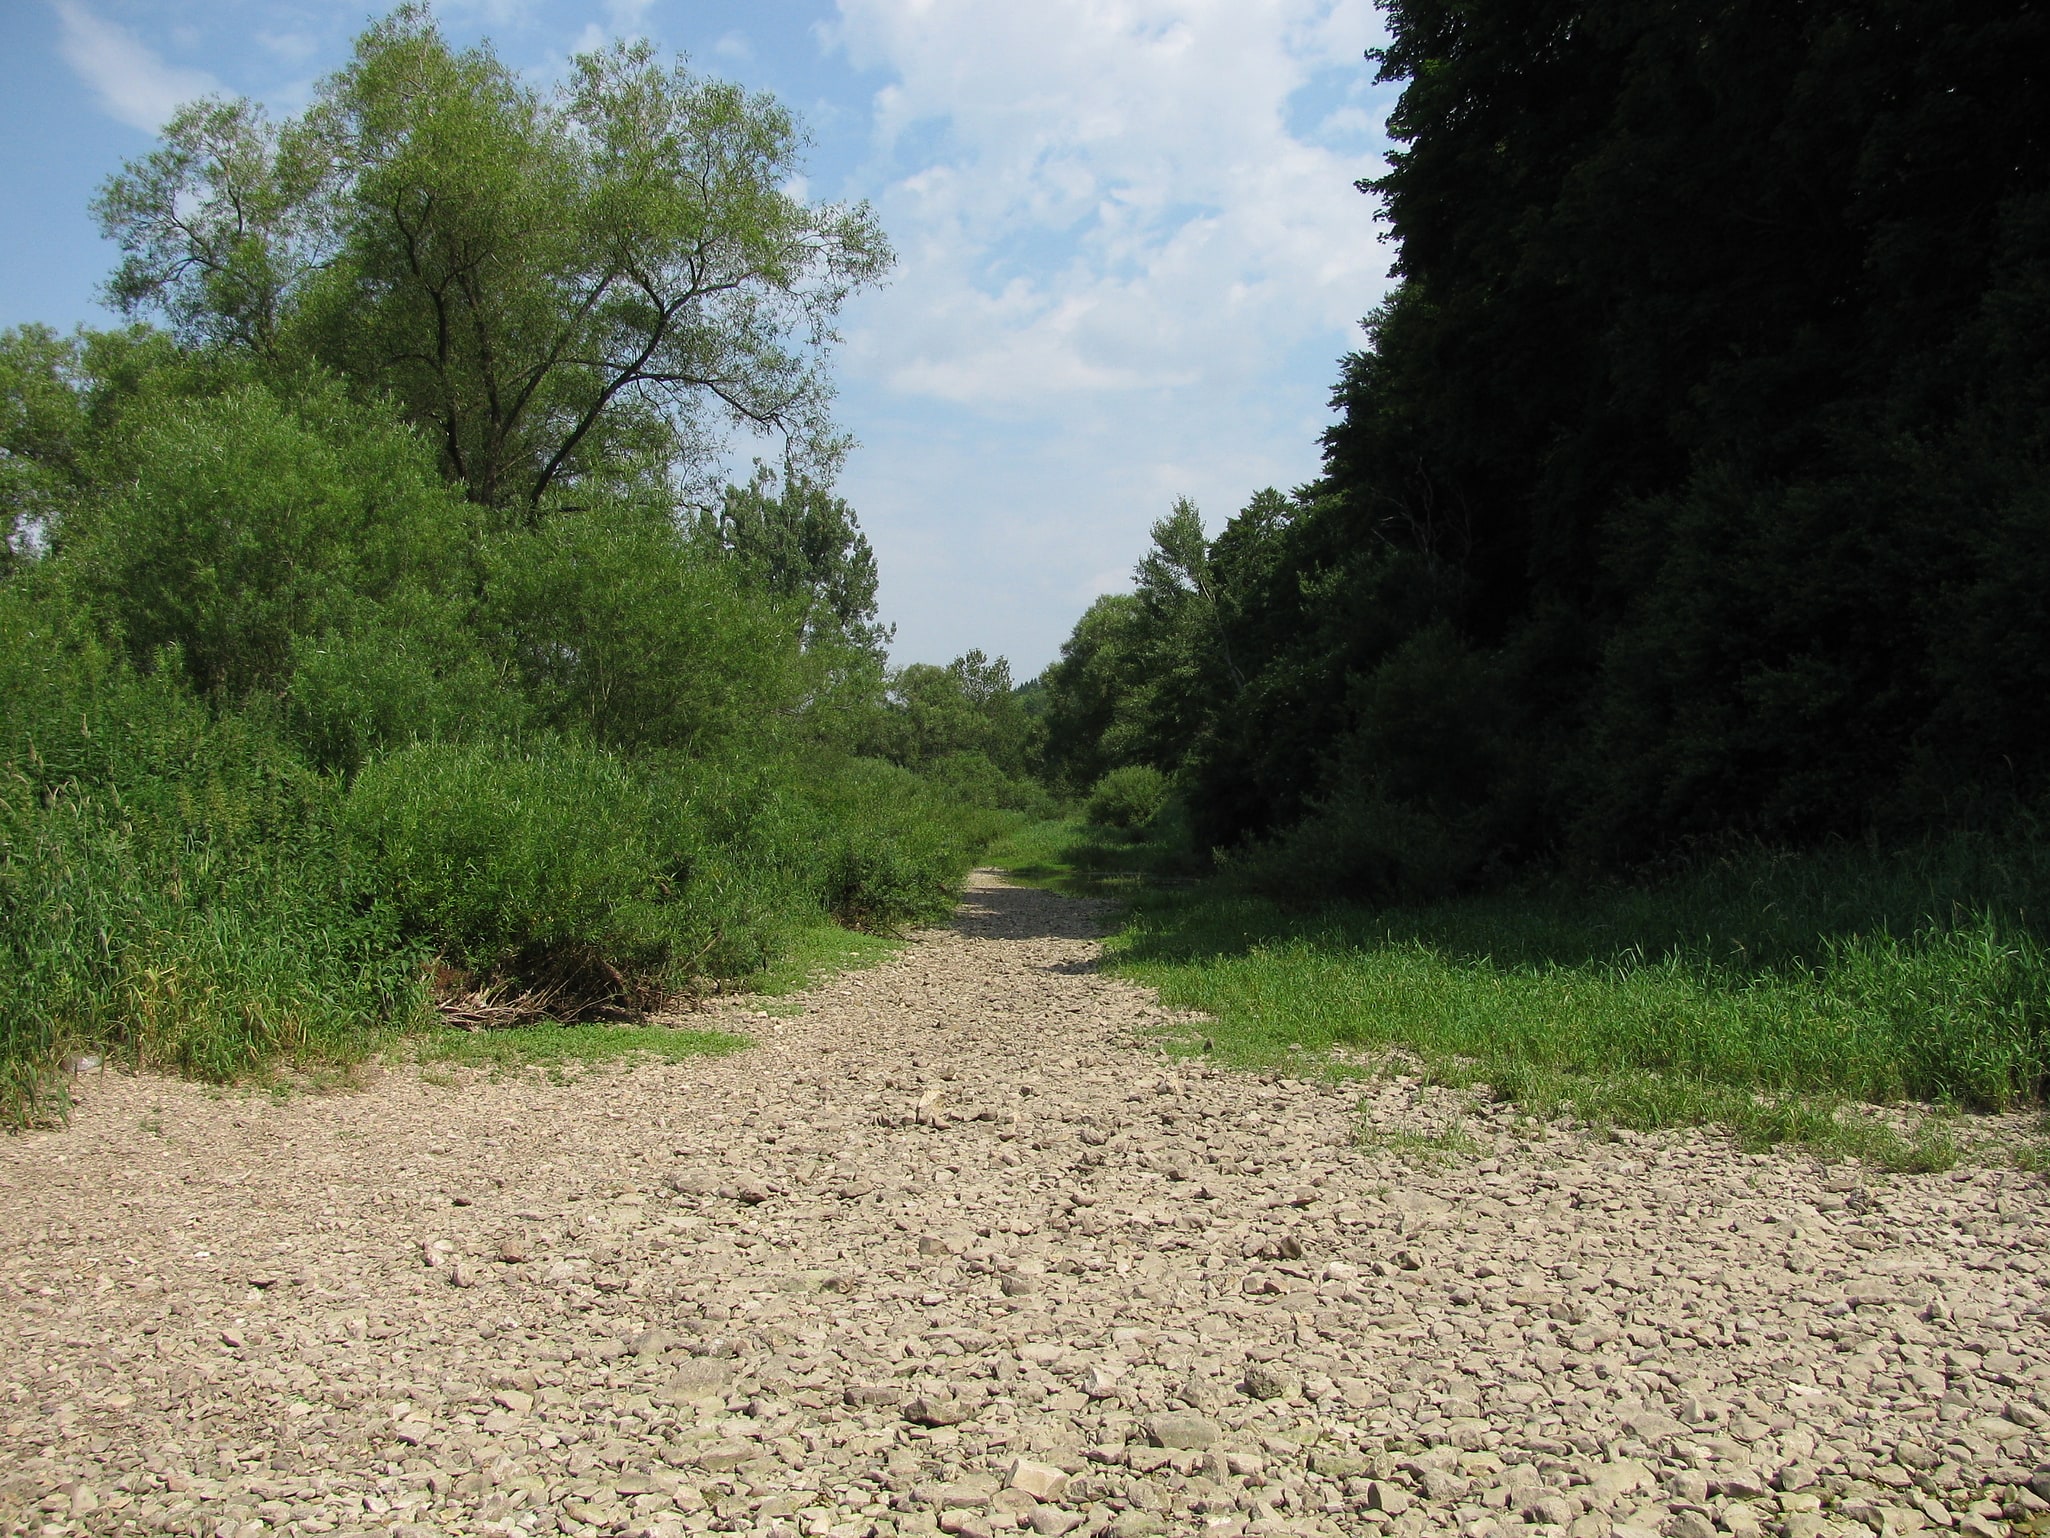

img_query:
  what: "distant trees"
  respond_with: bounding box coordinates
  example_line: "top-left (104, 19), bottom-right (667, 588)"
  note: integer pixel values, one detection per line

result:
top-left (1040, 0), bottom-right (2050, 891)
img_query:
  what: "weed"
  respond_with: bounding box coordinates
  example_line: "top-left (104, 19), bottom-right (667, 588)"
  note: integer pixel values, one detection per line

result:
top-left (1094, 836), bottom-right (2050, 1165)
top-left (745, 924), bottom-right (905, 998)
top-left (1357, 1122), bottom-right (1483, 1163)
top-left (408, 1022), bottom-right (747, 1074)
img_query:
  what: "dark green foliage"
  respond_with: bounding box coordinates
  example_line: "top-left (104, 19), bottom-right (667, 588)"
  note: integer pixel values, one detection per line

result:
top-left (482, 503), bottom-right (800, 758)
top-left (0, 581), bottom-right (425, 1125)
top-left (704, 465), bottom-right (891, 662)
top-left (1035, 595), bottom-right (1145, 793)
top-left (0, 325), bottom-right (89, 570)
top-left (872, 651), bottom-right (1042, 793)
top-left (72, 379), bottom-right (480, 701)
top-left (1044, 0), bottom-right (2050, 895)
top-left (1085, 766), bottom-right (1171, 832)
top-left (803, 758), bottom-right (1016, 930)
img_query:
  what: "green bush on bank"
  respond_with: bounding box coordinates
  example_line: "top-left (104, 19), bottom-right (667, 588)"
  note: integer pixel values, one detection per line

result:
top-left (0, 371), bottom-right (1016, 1127)
top-left (1085, 764), bottom-right (1171, 831)
top-left (0, 15), bottom-right (1032, 1128)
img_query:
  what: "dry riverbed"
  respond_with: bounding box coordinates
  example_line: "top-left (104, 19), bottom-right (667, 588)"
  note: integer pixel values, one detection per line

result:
top-left (4, 873), bottom-right (2048, 1538)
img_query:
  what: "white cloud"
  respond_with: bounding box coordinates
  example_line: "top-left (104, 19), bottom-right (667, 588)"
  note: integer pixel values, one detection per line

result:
top-left (831, 0), bottom-right (1386, 402)
top-left (820, 0), bottom-right (1396, 668)
top-left (712, 30), bottom-right (753, 61)
top-left (603, 0), bottom-right (656, 41)
top-left (52, 0), bottom-right (221, 132)
top-left (255, 30), bottom-right (320, 66)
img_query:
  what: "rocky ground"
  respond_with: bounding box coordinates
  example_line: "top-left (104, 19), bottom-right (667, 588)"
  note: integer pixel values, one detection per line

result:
top-left (4, 873), bottom-right (2049, 1538)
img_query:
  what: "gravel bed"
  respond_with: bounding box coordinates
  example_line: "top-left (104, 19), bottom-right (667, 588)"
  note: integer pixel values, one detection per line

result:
top-left (4, 873), bottom-right (2048, 1538)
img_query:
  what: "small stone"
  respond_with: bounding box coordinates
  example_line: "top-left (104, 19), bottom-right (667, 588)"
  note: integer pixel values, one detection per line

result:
top-left (1008, 1461), bottom-right (1070, 1502)
top-left (1029, 1509), bottom-right (1083, 1536)
top-left (497, 1239), bottom-right (529, 1263)
top-left (1242, 1362), bottom-right (1300, 1401)
top-left (1588, 1462), bottom-right (1652, 1507)
top-left (939, 1514), bottom-right (995, 1538)
top-left (68, 1486), bottom-right (98, 1518)
top-left (1525, 1494), bottom-right (1576, 1527)
top-left (1622, 1410), bottom-right (1686, 1443)
top-left (1110, 1513), bottom-right (1166, 1538)
top-left (1668, 1473), bottom-right (1711, 1506)
top-left (494, 1388), bottom-right (533, 1414)
top-left (219, 1328), bottom-right (245, 1348)
top-left (1367, 1481), bottom-right (1413, 1516)
top-left (845, 1383), bottom-right (904, 1408)
top-left (1082, 1364), bottom-right (1122, 1398)
top-left (660, 1359), bottom-right (731, 1404)
top-left (1716, 1473), bottom-right (1772, 1501)
top-left (1000, 1272), bottom-right (1039, 1297)
top-left (905, 1395), bottom-right (971, 1427)
top-left (1307, 1450), bottom-right (1369, 1480)
top-left (1146, 1412), bottom-right (1223, 1449)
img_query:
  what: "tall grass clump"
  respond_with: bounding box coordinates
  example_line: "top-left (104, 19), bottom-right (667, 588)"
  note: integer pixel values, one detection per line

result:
top-left (0, 584), bottom-right (426, 1124)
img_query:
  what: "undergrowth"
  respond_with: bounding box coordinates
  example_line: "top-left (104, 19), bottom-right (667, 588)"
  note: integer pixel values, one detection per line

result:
top-left (1047, 830), bottom-right (2050, 1169)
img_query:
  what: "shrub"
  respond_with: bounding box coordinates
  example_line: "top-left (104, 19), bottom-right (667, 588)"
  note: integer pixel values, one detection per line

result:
top-left (800, 757), bottom-right (1011, 930)
top-left (70, 379), bottom-right (476, 700)
top-left (340, 739), bottom-right (705, 1004)
top-left (1086, 764), bottom-right (1171, 831)
top-left (0, 585), bottom-right (424, 1123)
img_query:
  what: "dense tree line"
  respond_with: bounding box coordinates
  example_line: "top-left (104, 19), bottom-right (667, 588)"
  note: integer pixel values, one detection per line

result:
top-left (0, 9), bottom-right (1034, 1122)
top-left (1039, 0), bottom-right (2050, 894)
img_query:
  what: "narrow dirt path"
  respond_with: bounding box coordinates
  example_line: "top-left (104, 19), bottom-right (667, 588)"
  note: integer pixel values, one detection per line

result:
top-left (4, 873), bottom-right (2047, 1538)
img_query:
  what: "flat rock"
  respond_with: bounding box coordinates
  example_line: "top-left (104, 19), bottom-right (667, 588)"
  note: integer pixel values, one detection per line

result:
top-left (1146, 1411), bottom-right (1224, 1449)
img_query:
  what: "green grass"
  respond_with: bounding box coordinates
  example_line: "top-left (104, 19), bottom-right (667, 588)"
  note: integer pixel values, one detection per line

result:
top-left (409, 1021), bottom-right (747, 1073)
top-left (1357, 1124), bottom-right (1485, 1164)
top-left (744, 922), bottom-right (906, 996)
top-left (985, 811), bottom-right (1205, 895)
top-left (1095, 837), bottom-right (2050, 1170)
top-left (399, 917), bottom-right (903, 1074)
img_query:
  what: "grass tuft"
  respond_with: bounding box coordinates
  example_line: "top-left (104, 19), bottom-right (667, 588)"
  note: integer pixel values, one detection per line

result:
top-left (409, 1022), bottom-right (747, 1074)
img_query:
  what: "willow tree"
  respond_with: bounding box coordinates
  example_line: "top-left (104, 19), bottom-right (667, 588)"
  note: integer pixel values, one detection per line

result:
top-left (94, 5), bottom-right (891, 515)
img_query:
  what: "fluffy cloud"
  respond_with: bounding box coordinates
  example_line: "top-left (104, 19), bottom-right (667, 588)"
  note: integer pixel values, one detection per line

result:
top-left (821, 0), bottom-right (1396, 667)
top-left (830, 0), bottom-right (1386, 406)
top-left (53, 0), bottom-right (221, 132)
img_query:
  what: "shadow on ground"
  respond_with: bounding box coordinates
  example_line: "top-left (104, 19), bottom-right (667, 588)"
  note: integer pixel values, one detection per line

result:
top-left (953, 876), bottom-right (1109, 945)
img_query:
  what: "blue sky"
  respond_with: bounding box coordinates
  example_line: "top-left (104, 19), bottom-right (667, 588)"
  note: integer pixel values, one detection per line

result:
top-left (0, 0), bottom-right (1398, 674)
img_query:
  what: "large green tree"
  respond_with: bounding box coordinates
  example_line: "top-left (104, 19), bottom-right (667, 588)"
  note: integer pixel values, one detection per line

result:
top-left (95, 6), bottom-right (890, 515)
